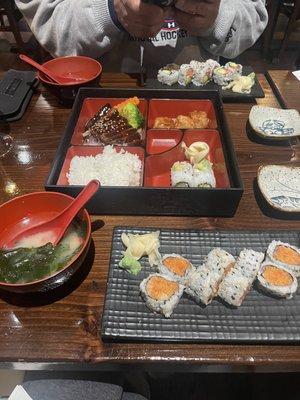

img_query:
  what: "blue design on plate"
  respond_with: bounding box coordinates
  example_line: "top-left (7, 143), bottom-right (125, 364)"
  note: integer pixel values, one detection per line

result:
top-left (270, 196), bottom-right (300, 210)
top-left (259, 119), bottom-right (294, 136)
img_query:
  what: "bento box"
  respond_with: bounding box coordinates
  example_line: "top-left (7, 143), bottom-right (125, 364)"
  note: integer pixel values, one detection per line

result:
top-left (45, 88), bottom-right (243, 216)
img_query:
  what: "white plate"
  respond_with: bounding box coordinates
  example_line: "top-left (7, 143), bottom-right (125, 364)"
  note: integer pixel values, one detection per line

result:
top-left (249, 106), bottom-right (300, 139)
top-left (257, 165), bottom-right (300, 212)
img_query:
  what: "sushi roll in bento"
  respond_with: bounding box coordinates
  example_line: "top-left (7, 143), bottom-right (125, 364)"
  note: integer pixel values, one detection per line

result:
top-left (192, 59), bottom-right (220, 86)
top-left (178, 64), bottom-right (194, 86)
top-left (140, 274), bottom-right (184, 318)
top-left (218, 249), bottom-right (264, 307)
top-left (171, 161), bottom-right (193, 187)
top-left (257, 262), bottom-right (298, 299)
top-left (192, 159), bottom-right (216, 188)
top-left (185, 248), bottom-right (235, 305)
top-left (266, 241), bottom-right (300, 277)
top-left (157, 64), bottom-right (180, 86)
top-left (158, 254), bottom-right (195, 285)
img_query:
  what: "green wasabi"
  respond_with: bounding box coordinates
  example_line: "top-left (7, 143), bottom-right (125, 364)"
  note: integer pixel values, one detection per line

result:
top-left (119, 255), bottom-right (142, 275)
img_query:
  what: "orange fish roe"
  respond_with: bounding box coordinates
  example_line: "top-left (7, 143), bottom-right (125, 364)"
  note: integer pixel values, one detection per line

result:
top-left (146, 276), bottom-right (179, 301)
top-left (163, 256), bottom-right (191, 277)
top-left (274, 245), bottom-right (300, 266)
top-left (262, 265), bottom-right (293, 286)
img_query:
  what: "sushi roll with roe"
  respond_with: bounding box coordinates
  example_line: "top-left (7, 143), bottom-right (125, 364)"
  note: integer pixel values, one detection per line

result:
top-left (158, 254), bottom-right (195, 285)
top-left (257, 262), bottom-right (298, 299)
top-left (157, 64), bottom-right (180, 86)
top-left (266, 241), bottom-right (300, 277)
top-left (171, 161), bottom-right (193, 188)
top-left (192, 159), bottom-right (216, 188)
top-left (140, 274), bottom-right (184, 318)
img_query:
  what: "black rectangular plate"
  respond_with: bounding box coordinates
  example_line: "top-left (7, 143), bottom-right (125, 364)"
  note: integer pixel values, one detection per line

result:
top-left (45, 88), bottom-right (243, 216)
top-left (146, 66), bottom-right (264, 101)
top-left (102, 227), bottom-right (300, 343)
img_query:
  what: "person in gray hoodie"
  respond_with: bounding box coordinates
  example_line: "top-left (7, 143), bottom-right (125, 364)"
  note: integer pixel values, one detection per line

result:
top-left (15, 0), bottom-right (268, 72)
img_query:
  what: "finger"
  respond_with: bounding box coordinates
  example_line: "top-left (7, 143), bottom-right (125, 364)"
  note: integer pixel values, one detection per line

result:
top-left (174, 9), bottom-right (206, 29)
top-left (132, 0), bottom-right (165, 20)
top-left (175, 0), bottom-right (212, 16)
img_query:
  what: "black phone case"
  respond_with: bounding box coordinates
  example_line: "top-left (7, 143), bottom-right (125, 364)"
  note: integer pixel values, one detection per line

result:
top-left (141, 0), bottom-right (175, 7)
top-left (0, 69), bottom-right (38, 121)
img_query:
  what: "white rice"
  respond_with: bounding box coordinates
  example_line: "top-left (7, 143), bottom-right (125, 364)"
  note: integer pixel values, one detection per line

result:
top-left (67, 145), bottom-right (142, 186)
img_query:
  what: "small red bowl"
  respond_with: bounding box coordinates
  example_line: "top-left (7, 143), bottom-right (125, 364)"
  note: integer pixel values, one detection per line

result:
top-left (38, 56), bottom-right (102, 104)
top-left (0, 191), bottom-right (91, 293)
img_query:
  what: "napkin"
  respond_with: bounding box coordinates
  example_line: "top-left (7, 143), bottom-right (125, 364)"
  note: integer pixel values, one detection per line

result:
top-left (9, 385), bottom-right (33, 400)
top-left (292, 70), bottom-right (300, 81)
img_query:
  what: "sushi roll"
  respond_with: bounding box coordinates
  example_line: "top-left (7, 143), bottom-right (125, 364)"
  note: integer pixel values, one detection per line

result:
top-left (225, 62), bottom-right (243, 76)
top-left (192, 59), bottom-right (220, 86)
top-left (178, 64), bottom-right (194, 86)
top-left (218, 249), bottom-right (264, 307)
top-left (185, 248), bottom-right (235, 305)
top-left (257, 262), bottom-right (298, 299)
top-left (213, 65), bottom-right (239, 86)
top-left (157, 64), bottom-right (180, 86)
top-left (192, 159), bottom-right (216, 188)
top-left (266, 241), bottom-right (300, 277)
top-left (158, 254), bottom-right (195, 285)
top-left (140, 274), bottom-right (184, 318)
top-left (171, 161), bottom-right (194, 187)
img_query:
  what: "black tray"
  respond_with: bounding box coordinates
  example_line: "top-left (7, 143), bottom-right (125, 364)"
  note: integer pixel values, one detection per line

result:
top-left (45, 88), bottom-right (243, 216)
top-left (146, 66), bottom-right (265, 101)
top-left (102, 227), bottom-right (300, 343)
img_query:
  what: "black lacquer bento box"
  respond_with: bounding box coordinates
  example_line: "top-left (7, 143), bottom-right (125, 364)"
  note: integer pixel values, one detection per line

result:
top-left (45, 88), bottom-right (243, 216)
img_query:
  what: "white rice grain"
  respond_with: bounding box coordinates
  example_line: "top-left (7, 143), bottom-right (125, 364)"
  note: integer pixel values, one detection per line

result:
top-left (67, 145), bottom-right (142, 186)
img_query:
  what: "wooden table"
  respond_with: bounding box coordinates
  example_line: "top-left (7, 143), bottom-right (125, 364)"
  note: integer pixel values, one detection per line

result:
top-left (0, 60), bottom-right (300, 371)
top-left (266, 70), bottom-right (300, 111)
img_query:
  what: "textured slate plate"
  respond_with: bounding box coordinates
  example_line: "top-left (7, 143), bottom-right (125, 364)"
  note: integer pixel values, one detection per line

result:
top-left (102, 227), bottom-right (300, 343)
top-left (146, 66), bottom-right (265, 101)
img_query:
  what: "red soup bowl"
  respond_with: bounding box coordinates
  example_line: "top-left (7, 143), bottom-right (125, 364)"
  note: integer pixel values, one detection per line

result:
top-left (38, 56), bottom-right (102, 104)
top-left (0, 191), bottom-right (91, 293)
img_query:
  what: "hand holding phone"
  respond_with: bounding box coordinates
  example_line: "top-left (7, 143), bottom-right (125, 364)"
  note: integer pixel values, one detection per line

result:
top-left (114, 0), bottom-right (171, 37)
top-left (141, 0), bottom-right (175, 7)
top-left (173, 0), bottom-right (221, 35)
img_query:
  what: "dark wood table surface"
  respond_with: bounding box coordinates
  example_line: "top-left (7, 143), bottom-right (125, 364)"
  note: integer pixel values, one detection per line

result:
top-left (0, 59), bottom-right (299, 371)
top-left (266, 70), bottom-right (300, 111)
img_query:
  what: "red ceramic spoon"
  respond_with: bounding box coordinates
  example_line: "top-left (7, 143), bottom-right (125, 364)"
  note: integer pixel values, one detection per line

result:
top-left (19, 54), bottom-right (85, 84)
top-left (4, 180), bottom-right (100, 250)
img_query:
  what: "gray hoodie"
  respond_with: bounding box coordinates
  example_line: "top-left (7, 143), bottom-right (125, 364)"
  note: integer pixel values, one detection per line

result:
top-left (15, 0), bottom-right (268, 72)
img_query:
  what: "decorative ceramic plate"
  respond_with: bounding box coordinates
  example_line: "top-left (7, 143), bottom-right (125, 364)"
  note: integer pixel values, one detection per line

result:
top-left (249, 106), bottom-right (300, 139)
top-left (257, 165), bottom-right (300, 212)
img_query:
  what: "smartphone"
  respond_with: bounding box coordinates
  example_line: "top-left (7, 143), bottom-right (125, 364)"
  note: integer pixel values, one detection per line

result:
top-left (141, 0), bottom-right (175, 7)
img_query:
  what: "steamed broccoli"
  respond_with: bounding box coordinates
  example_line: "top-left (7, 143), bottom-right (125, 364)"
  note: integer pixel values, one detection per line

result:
top-left (119, 103), bottom-right (144, 129)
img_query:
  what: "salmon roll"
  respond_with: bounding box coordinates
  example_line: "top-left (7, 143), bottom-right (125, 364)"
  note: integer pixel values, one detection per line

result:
top-left (185, 248), bottom-right (235, 305)
top-left (218, 249), bottom-right (264, 307)
top-left (257, 262), bottom-right (298, 299)
top-left (140, 274), bottom-right (184, 318)
top-left (267, 241), bottom-right (300, 277)
top-left (158, 254), bottom-right (196, 285)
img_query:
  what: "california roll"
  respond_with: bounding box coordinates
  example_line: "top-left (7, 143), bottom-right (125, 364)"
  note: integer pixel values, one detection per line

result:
top-left (171, 161), bottom-right (194, 187)
top-left (192, 159), bottom-right (216, 188)
top-left (157, 63), bottom-right (180, 86)
top-left (178, 64), bottom-right (194, 86)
